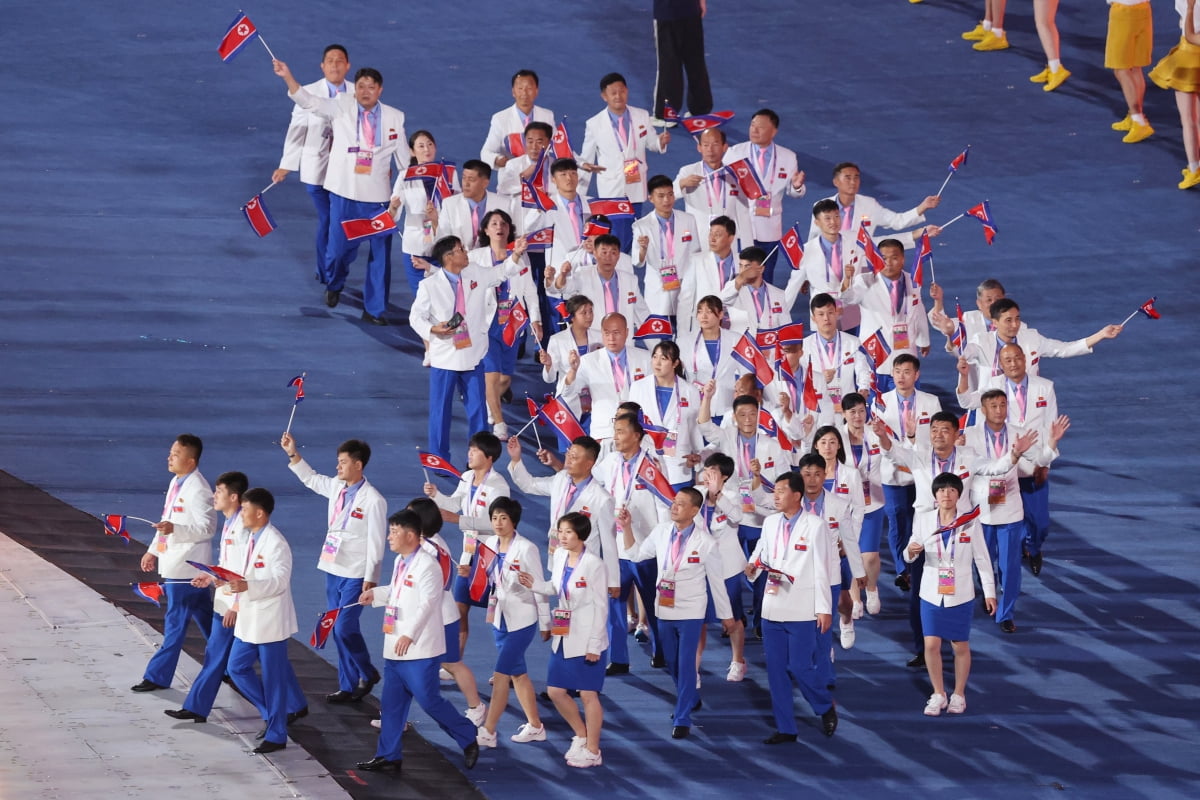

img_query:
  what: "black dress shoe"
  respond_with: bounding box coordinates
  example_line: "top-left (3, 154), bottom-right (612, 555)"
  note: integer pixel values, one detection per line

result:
top-left (895, 573), bottom-right (911, 592)
top-left (821, 706), bottom-right (838, 737)
top-left (131, 680), bottom-right (167, 693)
top-left (763, 732), bottom-right (797, 745)
top-left (1000, 619), bottom-right (1017, 634)
top-left (252, 740), bottom-right (286, 754)
top-left (463, 741), bottom-right (479, 770)
top-left (360, 311), bottom-right (389, 326)
top-left (163, 708), bottom-right (206, 723)
top-left (350, 671), bottom-right (381, 701)
top-left (605, 662), bottom-right (630, 676)
top-left (256, 725), bottom-right (267, 741)
top-left (1030, 553), bottom-right (1043, 576)
top-left (671, 725), bottom-right (690, 739)
top-left (327, 690), bottom-right (356, 703)
top-left (650, 655), bottom-right (667, 669)
top-left (287, 707), bottom-right (309, 725)
top-left (324, 290), bottom-right (340, 308)
top-left (634, 628), bottom-right (649, 643)
top-left (356, 756), bottom-right (401, 772)
top-left (907, 652), bottom-right (926, 668)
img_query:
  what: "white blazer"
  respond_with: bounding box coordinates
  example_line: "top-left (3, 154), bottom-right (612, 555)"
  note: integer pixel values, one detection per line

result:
top-left (631, 209), bottom-right (703, 316)
top-left (697, 424), bottom-right (789, 527)
top-left (803, 331), bottom-right (871, 412)
top-left (149, 471), bottom-right (216, 580)
top-left (905, 512), bottom-right (995, 608)
top-left (480, 103), bottom-right (556, 196)
top-left (506, 462), bottom-right (620, 588)
top-left (884, 443), bottom-right (979, 514)
top-left (596, 450), bottom-right (670, 558)
top-left (537, 549), bottom-right (609, 658)
top-left (560, 346), bottom-right (653, 440)
top-left (702, 486), bottom-right (747, 579)
top-left (806, 193), bottom-right (925, 241)
top-left (962, 327), bottom-right (1090, 383)
top-left (372, 547), bottom-right (446, 661)
top-left (288, 88), bottom-right (409, 203)
top-left (677, 250), bottom-right (740, 337)
top-left (467, 247), bottom-right (541, 324)
top-left (213, 511), bottom-right (249, 616)
top-left (541, 193), bottom-right (592, 267)
top-left (963, 424), bottom-right (1058, 524)
top-left (722, 141), bottom-right (805, 241)
top-left (431, 467), bottom-right (510, 542)
top-left (542, 328), bottom-right (603, 417)
top-left (783, 234), bottom-right (856, 316)
top-left (678, 327), bottom-right (743, 419)
top-left (748, 511), bottom-right (831, 621)
top-left (718, 280), bottom-right (791, 334)
top-left (411, 262), bottom-right (513, 371)
top-left (673, 160), bottom-right (754, 245)
top-left (437, 191), bottom-right (517, 251)
top-left (289, 460), bottom-right (387, 583)
top-left (850, 270), bottom-right (930, 375)
top-left (960, 373), bottom-right (1058, 435)
top-left (392, 169), bottom-right (463, 255)
top-left (483, 533), bottom-right (550, 632)
top-left (427, 533), bottom-right (460, 627)
top-left (278, 78), bottom-right (351, 185)
top-left (626, 377), bottom-right (703, 484)
top-left (819, 491), bottom-right (865, 583)
top-left (558, 266), bottom-right (649, 333)
top-left (635, 521), bottom-right (731, 621)
top-left (578, 106), bottom-right (667, 203)
top-left (836, 424), bottom-right (886, 513)
top-left (234, 524), bottom-right (299, 645)
top-left (876, 389), bottom-right (944, 485)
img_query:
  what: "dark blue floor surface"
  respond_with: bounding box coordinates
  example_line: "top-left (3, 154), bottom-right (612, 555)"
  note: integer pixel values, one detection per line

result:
top-left (1, 0), bottom-right (1199, 797)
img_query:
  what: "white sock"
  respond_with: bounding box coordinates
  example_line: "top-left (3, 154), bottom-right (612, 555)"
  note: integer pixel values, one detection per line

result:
top-left (992, 27), bottom-right (1004, 37)
top-left (1049, 59), bottom-right (1062, 71)
top-left (982, 20), bottom-right (992, 31)
top-left (1190, 162), bottom-right (1200, 172)
top-left (1131, 113), bottom-right (1146, 124)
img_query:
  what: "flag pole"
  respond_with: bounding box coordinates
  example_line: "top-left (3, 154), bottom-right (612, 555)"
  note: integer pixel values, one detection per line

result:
top-left (259, 180), bottom-right (279, 196)
top-left (939, 213), bottom-right (966, 230)
top-left (1119, 309), bottom-right (1139, 327)
top-left (126, 516), bottom-right (158, 526)
top-left (285, 403), bottom-right (298, 435)
top-left (524, 394), bottom-right (543, 450)
top-left (928, 256), bottom-right (936, 286)
top-left (764, 244), bottom-right (779, 264)
top-left (935, 171), bottom-right (954, 198)
top-left (257, 36), bottom-right (278, 61)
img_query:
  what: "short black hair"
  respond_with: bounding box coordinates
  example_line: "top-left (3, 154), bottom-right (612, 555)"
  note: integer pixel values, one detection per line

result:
top-left (678, 486), bottom-right (703, 508)
top-left (930, 411), bottom-right (959, 430)
top-left (751, 108), bottom-right (780, 128)
top-left (796, 453), bottom-right (826, 472)
top-left (569, 436), bottom-right (601, 463)
top-left (980, 388), bottom-right (1007, 405)
top-left (599, 72), bottom-right (627, 92)
top-left (462, 158), bottom-right (492, 180)
top-left (405, 497), bottom-right (443, 537)
top-left (431, 236), bottom-right (462, 266)
top-left (613, 412), bottom-right (645, 439)
top-left (776, 471), bottom-right (804, 492)
top-left (216, 471), bottom-right (249, 501)
top-left (558, 511), bottom-right (592, 541)
top-left (732, 394), bottom-right (760, 411)
top-left (739, 246), bottom-right (767, 265)
top-left (647, 174), bottom-right (673, 194)
top-left (593, 233), bottom-right (621, 251)
top-left (812, 198), bottom-right (839, 217)
top-left (469, 431), bottom-right (503, 463)
top-left (840, 392), bottom-right (866, 411)
top-left (931, 472), bottom-right (964, 497)
top-left (832, 162), bottom-right (860, 178)
top-left (892, 353), bottom-right (921, 371)
top-left (489, 496), bottom-right (522, 527)
top-left (338, 439), bottom-right (371, 467)
top-left (524, 121), bottom-right (553, 140)
top-left (710, 215), bottom-right (736, 236)
top-left (175, 433), bottom-right (203, 462)
top-left (704, 452), bottom-right (735, 479)
top-left (323, 44), bottom-right (349, 60)
top-left (551, 158), bottom-right (579, 175)
top-left (877, 238), bottom-right (905, 255)
top-left (990, 298), bottom-right (1020, 320)
top-left (810, 292), bottom-right (837, 311)
top-left (354, 67), bottom-right (383, 86)
top-left (243, 487), bottom-right (275, 515)
top-left (512, 69), bottom-right (539, 87)
top-left (388, 509), bottom-right (421, 533)
top-left (566, 294), bottom-right (593, 316)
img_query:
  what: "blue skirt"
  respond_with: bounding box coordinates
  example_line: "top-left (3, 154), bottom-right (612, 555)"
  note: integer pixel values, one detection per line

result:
top-left (451, 570), bottom-right (491, 608)
top-left (920, 598), bottom-right (974, 641)
top-left (859, 507), bottom-right (884, 553)
top-left (493, 618), bottom-right (537, 676)
top-left (443, 619), bottom-right (461, 663)
top-left (547, 645), bottom-right (607, 692)
top-left (484, 324), bottom-right (520, 374)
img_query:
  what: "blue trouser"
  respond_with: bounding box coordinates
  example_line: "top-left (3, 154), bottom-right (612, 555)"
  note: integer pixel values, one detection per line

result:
top-left (229, 638), bottom-right (295, 745)
top-left (884, 484), bottom-right (917, 576)
top-left (908, 553), bottom-right (925, 652)
top-left (737, 523), bottom-right (764, 628)
top-left (376, 656), bottom-right (476, 761)
top-left (611, 202), bottom-right (642, 254)
top-left (1019, 476), bottom-right (1051, 556)
top-left (762, 619), bottom-right (833, 735)
top-left (608, 558), bottom-right (660, 665)
top-left (660, 618), bottom-right (703, 726)
top-left (428, 362), bottom-right (487, 459)
top-left (984, 521), bottom-right (1025, 622)
top-left (182, 611), bottom-right (235, 716)
top-left (753, 239), bottom-right (781, 287)
top-left (816, 585), bottom-right (841, 688)
top-left (143, 582), bottom-right (213, 687)
top-left (304, 182), bottom-right (332, 282)
top-left (326, 573), bottom-right (375, 691)
top-left (528, 251), bottom-right (552, 348)
top-left (400, 251), bottom-right (425, 296)
top-left (327, 194), bottom-right (393, 317)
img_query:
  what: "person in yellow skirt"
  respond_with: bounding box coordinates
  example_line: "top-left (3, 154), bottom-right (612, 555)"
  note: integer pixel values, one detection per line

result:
top-left (1150, 0), bottom-right (1200, 189)
top-left (1108, 1), bottom-right (1155, 143)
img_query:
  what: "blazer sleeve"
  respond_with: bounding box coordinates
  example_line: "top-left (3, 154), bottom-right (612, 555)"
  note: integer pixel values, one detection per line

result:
top-left (171, 481), bottom-right (216, 543)
top-left (396, 560), bottom-right (440, 641)
top-left (243, 532), bottom-right (291, 602)
top-left (290, 458), bottom-right (338, 499)
top-left (363, 489), bottom-right (387, 584)
top-left (584, 559), bottom-right (609, 655)
top-left (278, 104), bottom-right (308, 171)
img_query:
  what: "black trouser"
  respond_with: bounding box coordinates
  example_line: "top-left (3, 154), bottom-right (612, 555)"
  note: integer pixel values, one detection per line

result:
top-left (654, 15), bottom-right (713, 117)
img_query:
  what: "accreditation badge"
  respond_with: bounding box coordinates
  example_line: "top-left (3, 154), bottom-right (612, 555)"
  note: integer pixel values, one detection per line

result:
top-left (937, 566), bottom-right (956, 595)
top-left (352, 147), bottom-right (374, 175)
top-left (659, 262), bottom-right (681, 292)
top-left (623, 158), bottom-right (641, 185)
top-left (320, 530), bottom-right (343, 563)
top-left (657, 578), bottom-right (676, 608)
top-left (551, 608), bottom-right (572, 636)
top-left (383, 605), bottom-right (398, 634)
top-left (892, 323), bottom-right (911, 351)
top-left (988, 478), bottom-right (1006, 505)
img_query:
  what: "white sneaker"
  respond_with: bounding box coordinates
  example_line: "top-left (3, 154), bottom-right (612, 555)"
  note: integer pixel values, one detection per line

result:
top-left (851, 601), bottom-right (864, 620)
top-left (370, 718), bottom-right (381, 729)
top-left (726, 660), bottom-right (746, 682)
top-left (839, 623), bottom-right (856, 650)
top-left (439, 668), bottom-right (455, 681)
top-left (626, 613), bottom-right (637, 633)
top-left (696, 674), bottom-right (702, 690)
top-left (564, 736), bottom-right (587, 761)
top-left (476, 726), bottom-right (498, 748)
top-left (465, 702), bottom-right (488, 727)
top-left (948, 693), bottom-right (967, 714)
top-left (566, 747), bottom-right (603, 768)
top-left (510, 723), bottom-right (546, 743)
top-left (924, 693), bottom-right (948, 716)
top-left (865, 589), bottom-right (881, 615)
top-left (493, 422), bottom-right (508, 438)
top-left (422, 354), bottom-right (431, 367)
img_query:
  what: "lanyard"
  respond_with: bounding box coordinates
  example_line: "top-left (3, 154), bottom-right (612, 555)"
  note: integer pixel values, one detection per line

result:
top-left (330, 480), bottom-right (365, 529)
top-left (390, 553), bottom-right (413, 600)
top-left (771, 512), bottom-right (798, 564)
top-left (933, 520), bottom-right (958, 565)
top-left (468, 470), bottom-right (491, 509)
top-left (667, 524), bottom-right (693, 575)
top-left (931, 449), bottom-right (956, 477)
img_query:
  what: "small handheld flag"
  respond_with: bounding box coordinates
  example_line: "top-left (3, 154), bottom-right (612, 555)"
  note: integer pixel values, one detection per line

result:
top-left (780, 223), bottom-right (805, 270)
top-left (520, 181), bottom-right (556, 212)
top-left (856, 220), bottom-right (887, 274)
top-left (502, 299), bottom-right (531, 347)
top-left (186, 561), bottom-right (245, 583)
top-left (524, 395), bottom-right (544, 449)
top-left (802, 362), bottom-right (821, 413)
top-left (911, 231), bottom-right (933, 287)
top-left (860, 329), bottom-right (893, 370)
top-left (957, 408), bottom-right (977, 434)
top-left (468, 542), bottom-right (500, 602)
top-left (634, 315), bottom-right (674, 341)
top-left (730, 332), bottom-right (775, 388)
top-left (936, 145), bottom-right (970, 197)
top-left (103, 514), bottom-right (132, 544)
top-left (635, 456), bottom-right (676, 506)
top-left (964, 201), bottom-right (997, 245)
top-left (132, 582), bottom-right (166, 607)
top-left (1120, 296), bottom-right (1161, 326)
top-left (537, 395), bottom-right (588, 443)
top-left (285, 371), bottom-right (306, 434)
top-left (242, 187), bottom-right (278, 238)
top-left (217, 12), bottom-right (259, 62)
top-left (310, 608), bottom-right (340, 648)
top-left (679, 110), bottom-right (736, 135)
top-left (404, 162), bottom-right (444, 181)
top-left (951, 301), bottom-right (968, 355)
top-left (552, 120), bottom-right (573, 160)
top-left (724, 158), bottom-right (767, 200)
top-left (342, 210), bottom-right (398, 241)
top-left (419, 451), bottom-right (463, 480)
top-left (518, 227), bottom-right (555, 251)
top-left (581, 218), bottom-right (611, 239)
top-left (589, 198), bottom-right (636, 220)
top-left (505, 132), bottom-right (526, 158)
top-left (638, 411), bottom-right (670, 451)
top-left (934, 506), bottom-right (982, 534)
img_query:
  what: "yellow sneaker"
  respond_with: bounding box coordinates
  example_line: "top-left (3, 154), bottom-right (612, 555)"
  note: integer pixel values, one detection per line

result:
top-left (1111, 115), bottom-right (1133, 131)
top-left (1180, 169), bottom-right (1200, 190)
top-left (1122, 122), bottom-right (1154, 143)
top-left (973, 32), bottom-right (1009, 51)
top-left (1044, 67), bottom-right (1071, 92)
top-left (1030, 67), bottom-right (1050, 84)
top-left (962, 24), bottom-right (987, 41)
top-left (910, 0), bottom-right (924, 4)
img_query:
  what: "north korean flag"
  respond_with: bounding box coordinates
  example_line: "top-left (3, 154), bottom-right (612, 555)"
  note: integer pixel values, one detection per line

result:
top-left (911, 231), bottom-right (933, 288)
top-left (186, 561), bottom-right (245, 583)
top-left (781, 223), bottom-right (805, 270)
top-left (502, 299), bottom-right (531, 346)
top-left (957, 408), bottom-right (978, 434)
top-left (860, 329), bottom-right (893, 369)
top-left (538, 395), bottom-right (588, 442)
top-left (589, 198), bottom-right (635, 219)
top-left (217, 12), bottom-right (259, 62)
top-left (552, 120), bottom-right (573, 160)
top-left (856, 220), bottom-right (886, 274)
top-left (679, 110), bottom-right (736, 135)
top-left (634, 315), bottom-right (674, 341)
top-left (517, 226), bottom-right (555, 252)
top-left (526, 396), bottom-right (546, 426)
top-left (242, 194), bottom-right (277, 238)
top-left (948, 145), bottom-right (970, 174)
top-left (725, 158), bottom-right (767, 200)
top-left (469, 541), bottom-right (500, 602)
top-left (309, 608), bottom-right (340, 649)
top-left (421, 538), bottom-right (454, 589)
top-left (776, 357), bottom-right (799, 397)
top-left (505, 132), bottom-right (526, 158)
top-left (934, 506), bottom-right (982, 534)
top-left (1138, 296), bottom-right (1161, 320)
top-left (582, 218), bottom-right (612, 238)
top-left (520, 181), bottom-right (556, 212)
top-left (756, 325), bottom-right (782, 355)
top-left (802, 362), bottom-right (821, 412)
top-left (758, 408), bottom-right (792, 451)
top-left (103, 514), bottom-right (131, 544)
top-left (662, 102), bottom-right (680, 123)
top-left (778, 322), bottom-right (805, 346)
top-left (731, 331), bottom-right (775, 388)
top-left (636, 455), bottom-right (676, 506)
top-left (951, 302), bottom-right (968, 354)
top-left (637, 411), bottom-right (669, 450)
top-left (132, 582), bottom-right (165, 607)
top-left (288, 373), bottom-right (305, 404)
top-left (965, 201), bottom-right (998, 245)
top-left (419, 451), bottom-right (462, 480)
top-left (404, 162), bottom-right (444, 181)
top-left (342, 210), bottom-right (397, 241)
